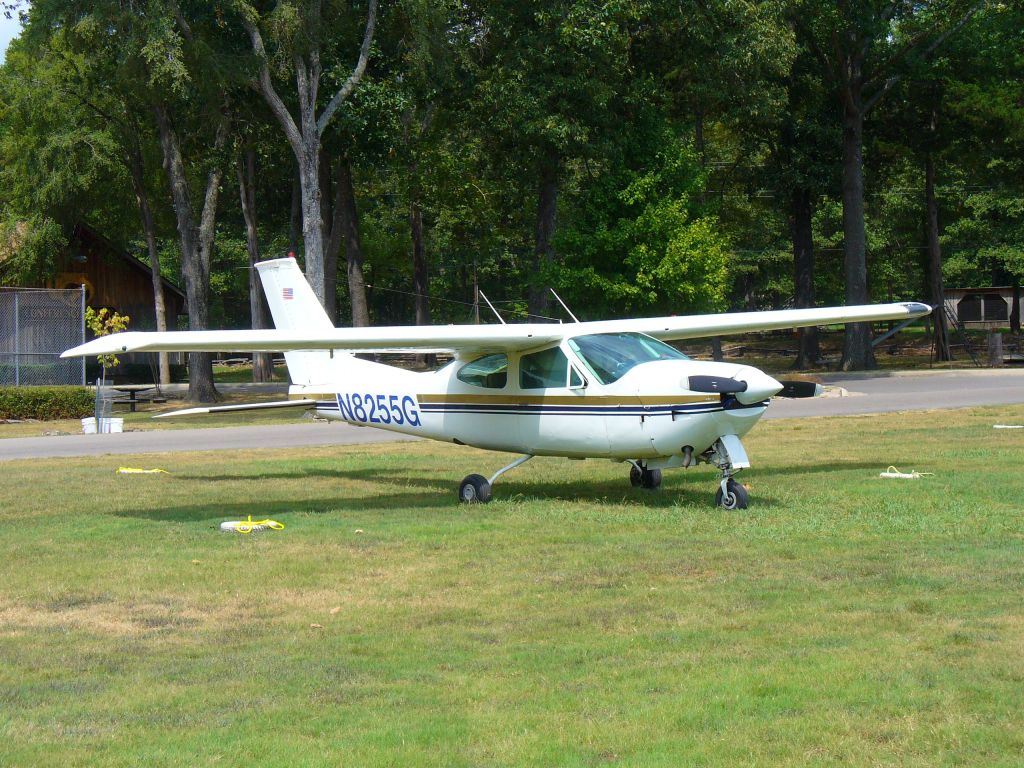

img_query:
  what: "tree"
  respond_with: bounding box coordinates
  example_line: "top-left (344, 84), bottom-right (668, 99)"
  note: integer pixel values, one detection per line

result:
top-left (238, 0), bottom-right (378, 310)
top-left (794, 0), bottom-right (983, 369)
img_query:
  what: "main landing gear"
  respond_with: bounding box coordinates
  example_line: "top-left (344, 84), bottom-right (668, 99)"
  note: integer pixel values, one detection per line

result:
top-left (628, 462), bottom-right (662, 489)
top-left (459, 455), bottom-right (534, 504)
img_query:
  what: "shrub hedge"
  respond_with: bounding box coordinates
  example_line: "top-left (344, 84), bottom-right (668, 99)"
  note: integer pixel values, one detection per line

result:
top-left (0, 387), bottom-right (95, 420)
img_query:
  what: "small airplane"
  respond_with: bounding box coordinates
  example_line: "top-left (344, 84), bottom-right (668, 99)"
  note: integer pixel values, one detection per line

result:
top-left (63, 257), bottom-right (930, 508)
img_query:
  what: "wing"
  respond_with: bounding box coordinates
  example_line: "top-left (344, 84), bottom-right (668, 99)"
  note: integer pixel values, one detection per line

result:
top-left (61, 302), bottom-right (930, 358)
top-left (61, 325), bottom-right (566, 358)
top-left (595, 302), bottom-right (933, 342)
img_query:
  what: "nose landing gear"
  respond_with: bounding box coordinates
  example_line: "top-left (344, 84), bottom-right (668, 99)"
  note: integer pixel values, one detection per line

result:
top-left (708, 435), bottom-right (750, 509)
top-left (715, 477), bottom-right (749, 510)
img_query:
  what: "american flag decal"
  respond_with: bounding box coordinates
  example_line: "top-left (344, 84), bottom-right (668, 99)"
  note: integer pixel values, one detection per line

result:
top-left (282, 287), bottom-right (294, 300)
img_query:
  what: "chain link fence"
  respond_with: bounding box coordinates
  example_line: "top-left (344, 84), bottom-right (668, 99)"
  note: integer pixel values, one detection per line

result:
top-left (0, 287), bottom-right (86, 386)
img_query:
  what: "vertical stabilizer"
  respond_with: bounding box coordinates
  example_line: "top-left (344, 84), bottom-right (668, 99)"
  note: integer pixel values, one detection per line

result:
top-left (255, 258), bottom-right (336, 386)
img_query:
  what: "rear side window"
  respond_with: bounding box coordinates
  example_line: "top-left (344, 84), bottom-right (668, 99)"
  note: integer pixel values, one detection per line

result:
top-left (457, 354), bottom-right (508, 388)
top-left (520, 347), bottom-right (569, 389)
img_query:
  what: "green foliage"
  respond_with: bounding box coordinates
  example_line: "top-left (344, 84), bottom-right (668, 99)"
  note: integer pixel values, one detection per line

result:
top-left (0, 385), bottom-right (94, 419)
top-left (557, 135), bottom-right (729, 317)
top-left (0, 0), bottom-right (1019, 336)
top-left (0, 213), bottom-right (66, 286)
top-left (85, 306), bottom-right (129, 369)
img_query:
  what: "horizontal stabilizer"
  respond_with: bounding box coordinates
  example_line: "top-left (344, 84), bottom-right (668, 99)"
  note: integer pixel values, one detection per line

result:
top-left (153, 399), bottom-right (316, 419)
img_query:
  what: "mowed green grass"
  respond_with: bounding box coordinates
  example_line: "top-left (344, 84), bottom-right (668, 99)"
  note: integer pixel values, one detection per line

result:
top-left (1, 407), bottom-right (1022, 767)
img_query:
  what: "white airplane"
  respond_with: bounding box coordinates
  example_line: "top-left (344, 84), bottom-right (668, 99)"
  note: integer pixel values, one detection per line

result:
top-left (63, 257), bottom-right (930, 509)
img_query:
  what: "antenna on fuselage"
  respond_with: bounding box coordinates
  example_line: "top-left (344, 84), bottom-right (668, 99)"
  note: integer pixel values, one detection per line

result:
top-left (549, 288), bottom-right (580, 323)
top-left (478, 289), bottom-right (506, 325)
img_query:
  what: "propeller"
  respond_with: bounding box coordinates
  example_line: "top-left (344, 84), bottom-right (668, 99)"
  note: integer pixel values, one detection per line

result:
top-left (688, 375), bottom-right (748, 394)
top-left (776, 380), bottom-right (823, 398)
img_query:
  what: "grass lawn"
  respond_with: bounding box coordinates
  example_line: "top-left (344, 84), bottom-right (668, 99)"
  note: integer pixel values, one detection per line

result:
top-left (1, 406), bottom-right (1022, 767)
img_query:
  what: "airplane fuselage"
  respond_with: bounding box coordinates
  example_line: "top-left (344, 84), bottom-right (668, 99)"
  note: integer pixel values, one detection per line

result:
top-left (293, 338), bottom-right (778, 468)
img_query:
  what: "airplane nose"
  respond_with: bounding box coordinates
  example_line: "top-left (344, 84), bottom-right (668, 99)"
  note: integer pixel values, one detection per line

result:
top-left (734, 368), bottom-right (783, 404)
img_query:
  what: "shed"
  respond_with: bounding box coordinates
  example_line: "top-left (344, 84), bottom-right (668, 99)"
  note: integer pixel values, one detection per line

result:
top-left (49, 223), bottom-right (186, 329)
top-left (944, 286), bottom-right (1018, 328)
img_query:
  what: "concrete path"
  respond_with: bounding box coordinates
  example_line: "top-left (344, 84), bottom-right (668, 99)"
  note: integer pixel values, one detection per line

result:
top-left (767, 368), bottom-right (1024, 418)
top-left (2, 369), bottom-right (1022, 461)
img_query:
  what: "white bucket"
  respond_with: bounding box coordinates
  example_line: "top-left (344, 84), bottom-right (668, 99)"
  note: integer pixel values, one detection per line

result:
top-left (82, 417), bottom-right (124, 434)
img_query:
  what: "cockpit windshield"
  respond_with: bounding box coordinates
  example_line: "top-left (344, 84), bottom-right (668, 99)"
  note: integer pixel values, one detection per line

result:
top-left (567, 332), bottom-right (690, 384)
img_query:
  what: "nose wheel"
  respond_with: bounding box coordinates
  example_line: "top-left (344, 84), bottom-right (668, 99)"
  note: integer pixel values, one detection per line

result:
top-left (706, 436), bottom-right (751, 509)
top-left (715, 477), bottom-right (748, 510)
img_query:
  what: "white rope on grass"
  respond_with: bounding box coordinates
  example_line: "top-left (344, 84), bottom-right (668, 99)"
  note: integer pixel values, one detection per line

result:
top-left (879, 466), bottom-right (935, 480)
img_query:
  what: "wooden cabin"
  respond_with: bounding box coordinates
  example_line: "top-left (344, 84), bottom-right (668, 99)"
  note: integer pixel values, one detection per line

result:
top-left (49, 223), bottom-right (186, 329)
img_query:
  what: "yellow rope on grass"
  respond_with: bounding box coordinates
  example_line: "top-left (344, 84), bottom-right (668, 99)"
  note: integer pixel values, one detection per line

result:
top-left (221, 515), bottom-right (285, 534)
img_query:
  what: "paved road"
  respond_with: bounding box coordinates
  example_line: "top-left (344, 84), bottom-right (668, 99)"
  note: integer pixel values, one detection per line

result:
top-left (2, 369), bottom-right (1022, 461)
top-left (767, 369), bottom-right (1024, 419)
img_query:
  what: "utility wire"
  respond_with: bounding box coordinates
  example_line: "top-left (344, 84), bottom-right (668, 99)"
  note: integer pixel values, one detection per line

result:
top-left (364, 283), bottom-right (564, 322)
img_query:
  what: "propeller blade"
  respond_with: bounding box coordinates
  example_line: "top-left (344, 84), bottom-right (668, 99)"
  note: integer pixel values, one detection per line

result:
top-left (688, 375), bottom-right (748, 394)
top-left (776, 380), bottom-right (823, 398)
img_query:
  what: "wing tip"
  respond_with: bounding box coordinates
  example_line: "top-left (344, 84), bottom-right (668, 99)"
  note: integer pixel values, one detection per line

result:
top-left (901, 302), bottom-right (933, 316)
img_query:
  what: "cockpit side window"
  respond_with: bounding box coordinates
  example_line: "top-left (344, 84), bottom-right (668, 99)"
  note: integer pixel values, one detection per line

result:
top-left (457, 353), bottom-right (508, 388)
top-left (520, 346), bottom-right (569, 389)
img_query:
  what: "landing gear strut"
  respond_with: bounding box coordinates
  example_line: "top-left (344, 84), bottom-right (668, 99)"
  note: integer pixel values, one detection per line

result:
top-left (459, 455), bottom-right (534, 504)
top-left (628, 462), bottom-right (662, 489)
top-left (707, 436), bottom-right (750, 510)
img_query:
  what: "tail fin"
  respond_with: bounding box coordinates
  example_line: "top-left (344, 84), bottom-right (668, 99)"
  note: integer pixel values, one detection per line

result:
top-left (256, 258), bottom-right (336, 386)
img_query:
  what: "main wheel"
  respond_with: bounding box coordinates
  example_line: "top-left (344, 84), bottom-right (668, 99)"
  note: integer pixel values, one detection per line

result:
top-left (714, 478), bottom-right (749, 510)
top-left (629, 465), bottom-right (662, 489)
top-left (458, 474), bottom-right (492, 503)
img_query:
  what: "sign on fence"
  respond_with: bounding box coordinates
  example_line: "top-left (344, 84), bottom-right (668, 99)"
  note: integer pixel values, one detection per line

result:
top-left (0, 287), bottom-right (86, 386)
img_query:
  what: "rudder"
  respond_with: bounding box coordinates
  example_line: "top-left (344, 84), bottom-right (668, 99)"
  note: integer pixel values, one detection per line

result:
top-left (256, 257), bottom-right (336, 386)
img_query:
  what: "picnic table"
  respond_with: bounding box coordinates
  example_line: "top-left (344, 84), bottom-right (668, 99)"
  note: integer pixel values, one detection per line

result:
top-left (112, 385), bottom-right (167, 412)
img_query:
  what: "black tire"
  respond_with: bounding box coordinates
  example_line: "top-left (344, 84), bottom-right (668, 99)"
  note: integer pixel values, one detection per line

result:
top-left (629, 465), bottom-right (643, 487)
top-left (629, 465), bottom-right (662, 490)
top-left (714, 478), bottom-right (749, 510)
top-left (459, 474), bottom-right (492, 504)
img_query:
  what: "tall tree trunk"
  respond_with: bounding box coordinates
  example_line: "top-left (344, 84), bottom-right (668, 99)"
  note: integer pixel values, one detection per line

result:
top-left (289, 170), bottom-right (301, 256)
top-left (528, 151), bottom-right (558, 319)
top-left (154, 103), bottom-right (223, 403)
top-left (296, 138), bottom-right (326, 304)
top-left (125, 139), bottom-right (170, 385)
top-left (325, 156), bottom-right (345, 325)
top-left (241, 2), bottom-right (376, 311)
top-left (711, 337), bottom-right (724, 362)
top-left (1011, 281), bottom-right (1021, 335)
top-left (838, 84), bottom-right (877, 371)
top-left (338, 159), bottom-right (369, 327)
top-left (320, 149), bottom-right (338, 322)
top-left (238, 148), bottom-right (274, 382)
top-left (791, 187), bottom-right (820, 368)
top-left (925, 153), bottom-right (951, 362)
top-left (410, 201), bottom-right (429, 326)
